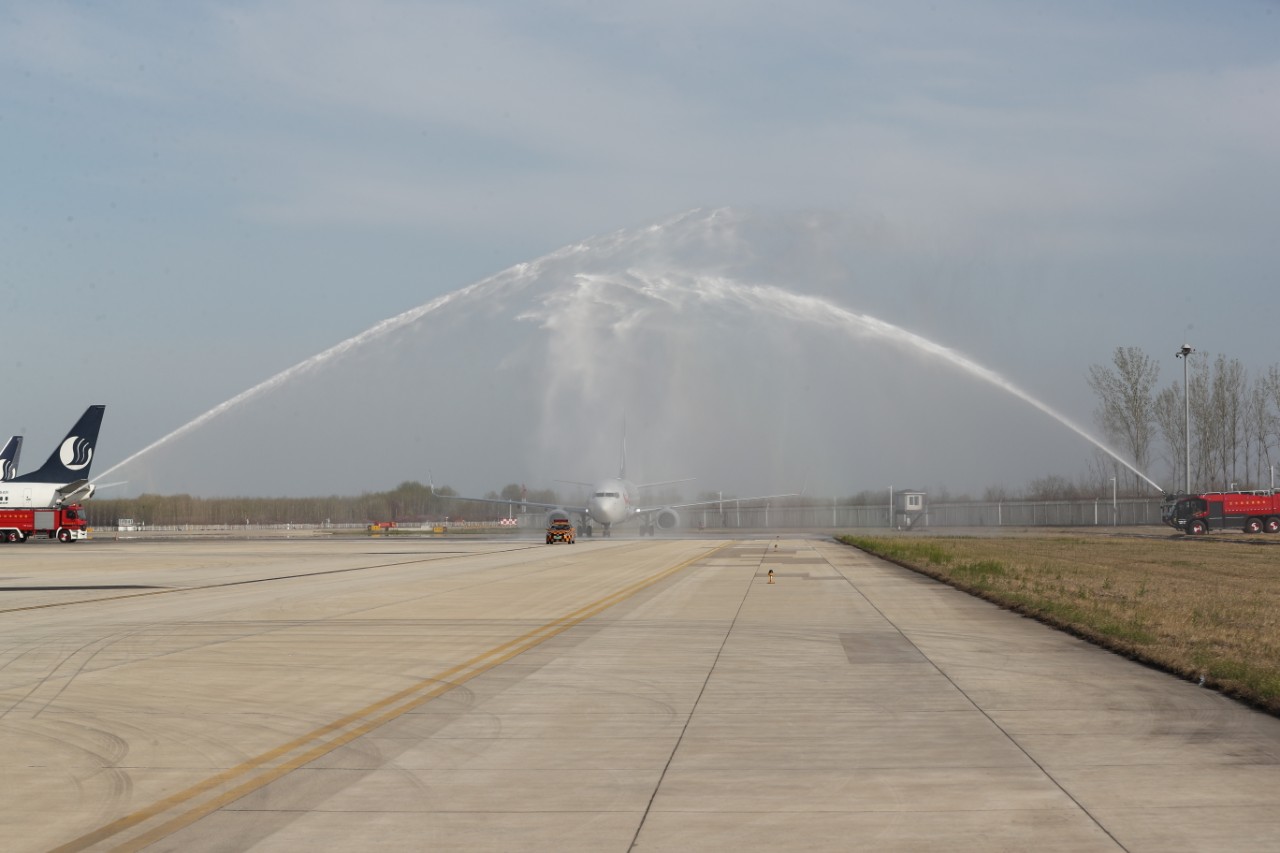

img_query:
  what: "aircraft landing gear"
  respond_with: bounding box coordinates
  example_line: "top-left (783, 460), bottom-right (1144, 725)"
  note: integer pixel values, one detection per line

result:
top-left (603, 524), bottom-right (612, 538)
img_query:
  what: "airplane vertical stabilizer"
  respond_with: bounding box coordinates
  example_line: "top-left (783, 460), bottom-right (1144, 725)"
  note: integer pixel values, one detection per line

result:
top-left (0, 436), bottom-right (21, 481)
top-left (619, 416), bottom-right (628, 480)
top-left (12, 405), bottom-right (106, 484)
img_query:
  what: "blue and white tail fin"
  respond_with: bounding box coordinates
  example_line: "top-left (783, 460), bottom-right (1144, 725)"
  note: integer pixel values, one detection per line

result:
top-left (0, 435), bottom-right (21, 481)
top-left (13, 405), bottom-right (105, 484)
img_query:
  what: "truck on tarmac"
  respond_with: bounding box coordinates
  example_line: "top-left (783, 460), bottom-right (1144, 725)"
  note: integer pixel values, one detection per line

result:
top-left (0, 504), bottom-right (89, 543)
top-left (1161, 490), bottom-right (1280, 535)
top-left (546, 518), bottom-right (576, 544)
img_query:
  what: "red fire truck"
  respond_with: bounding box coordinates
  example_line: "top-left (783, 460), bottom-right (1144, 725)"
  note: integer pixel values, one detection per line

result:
top-left (0, 504), bottom-right (89, 543)
top-left (1162, 491), bottom-right (1280, 535)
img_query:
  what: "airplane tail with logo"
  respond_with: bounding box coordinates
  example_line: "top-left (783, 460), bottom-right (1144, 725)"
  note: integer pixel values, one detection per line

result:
top-left (12, 405), bottom-right (106, 484)
top-left (0, 436), bottom-right (21, 481)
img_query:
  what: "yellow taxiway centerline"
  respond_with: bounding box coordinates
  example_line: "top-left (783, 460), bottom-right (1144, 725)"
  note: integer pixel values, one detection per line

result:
top-left (50, 543), bottom-right (726, 853)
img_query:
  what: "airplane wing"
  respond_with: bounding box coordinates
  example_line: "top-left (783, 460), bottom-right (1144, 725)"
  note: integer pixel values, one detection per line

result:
top-left (634, 490), bottom-right (799, 515)
top-left (429, 483), bottom-right (587, 515)
top-left (55, 479), bottom-right (94, 504)
top-left (635, 477), bottom-right (696, 490)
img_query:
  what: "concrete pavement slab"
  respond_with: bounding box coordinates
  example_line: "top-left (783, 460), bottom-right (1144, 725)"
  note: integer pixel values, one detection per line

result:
top-left (634, 809), bottom-right (1121, 852)
top-left (6, 536), bottom-right (1280, 851)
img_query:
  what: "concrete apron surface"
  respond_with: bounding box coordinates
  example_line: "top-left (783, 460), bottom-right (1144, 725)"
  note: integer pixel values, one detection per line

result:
top-left (2, 536), bottom-right (1278, 852)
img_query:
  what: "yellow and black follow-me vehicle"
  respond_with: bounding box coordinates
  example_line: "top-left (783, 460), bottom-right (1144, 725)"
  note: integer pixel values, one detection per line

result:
top-left (546, 518), bottom-right (576, 544)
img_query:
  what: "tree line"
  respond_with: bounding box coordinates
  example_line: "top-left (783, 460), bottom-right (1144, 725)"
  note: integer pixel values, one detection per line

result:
top-left (87, 483), bottom-right (821, 528)
top-left (87, 475), bottom-right (1189, 527)
top-left (1086, 346), bottom-right (1280, 495)
top-left (86, 481), bottom-right (561, 528)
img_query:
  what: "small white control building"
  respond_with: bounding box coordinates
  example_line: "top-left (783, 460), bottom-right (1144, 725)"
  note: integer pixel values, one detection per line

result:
top-left (893, 490), bottom-right (927, 529)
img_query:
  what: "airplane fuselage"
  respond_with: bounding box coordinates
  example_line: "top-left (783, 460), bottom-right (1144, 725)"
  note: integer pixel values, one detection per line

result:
top-left (586, 477), bottom-right (636, 528)
top-left (0, 479), bottom-right (91, 504)
top-left (0, 483), bottom-right (67, 508)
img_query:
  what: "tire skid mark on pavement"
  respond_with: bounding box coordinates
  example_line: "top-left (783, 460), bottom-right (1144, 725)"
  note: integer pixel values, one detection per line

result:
top-left (50, 543), bottom-right (726, 853)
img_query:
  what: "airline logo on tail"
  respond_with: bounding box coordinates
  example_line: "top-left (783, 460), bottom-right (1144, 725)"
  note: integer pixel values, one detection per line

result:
top-left (0, 436), bottom-right (20, 481)
top-left (59, 437), bottom-right (94, 471)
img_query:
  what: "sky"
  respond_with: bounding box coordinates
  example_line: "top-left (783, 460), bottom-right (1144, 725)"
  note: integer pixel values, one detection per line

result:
top-left (1, 1), bottom-right (1278, 498)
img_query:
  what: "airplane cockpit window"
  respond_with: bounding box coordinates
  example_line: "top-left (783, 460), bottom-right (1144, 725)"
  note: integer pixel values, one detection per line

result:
top-left (594, 491), bottom-right (620, 498)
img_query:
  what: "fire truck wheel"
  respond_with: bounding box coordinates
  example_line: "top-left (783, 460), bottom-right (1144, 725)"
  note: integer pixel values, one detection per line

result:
top-left (57, 529), bottom-right (71, 543)
top-left (6, 531), bottom-right (19, 542)
top-left (1188, 519), bottom-right (1207, 535)
top-left (1245, 518), bottom-right (1264, 534)
top-left (1267, 517), bottom-right (1280, 534)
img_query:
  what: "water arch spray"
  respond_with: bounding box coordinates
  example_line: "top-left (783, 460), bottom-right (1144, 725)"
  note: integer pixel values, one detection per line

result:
top-left (94, 210), bottom-right (1163, 495)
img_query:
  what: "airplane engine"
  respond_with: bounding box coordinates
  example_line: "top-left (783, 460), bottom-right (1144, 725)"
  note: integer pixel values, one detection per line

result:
top-left (544, 508), bottom-right (570, 526)
top-left (655, 508), bottom-right (680, 530)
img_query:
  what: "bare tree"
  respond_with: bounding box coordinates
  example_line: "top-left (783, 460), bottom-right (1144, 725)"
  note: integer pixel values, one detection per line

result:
top-left (1025, 474), bottom-right (1084, 501)
top-left (1244, 379), bottom-right (1264, 484)
top-left (1188, 354), bottom-right (1215, 490)
top-left (1081, 448), bottom-right (1120, 497)
top-left (1153, 383), bottom-right (1185, 490)
top-left (1087, 347), bottom-right (1160, 493)
top-left (1264, 365), bottom-right (1280, 488)
top-left (1207, 355), bottom-right (1247, 488)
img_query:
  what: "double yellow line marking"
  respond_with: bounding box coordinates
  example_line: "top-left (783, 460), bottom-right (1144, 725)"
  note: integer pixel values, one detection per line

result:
top-left (52, 543), bottom-right (724, 852)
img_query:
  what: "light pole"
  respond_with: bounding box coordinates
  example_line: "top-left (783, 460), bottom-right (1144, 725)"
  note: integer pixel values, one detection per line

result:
top-left (1110, 476), bottom-right (1117, 526)
top-left (1176, 344), bottom-right (1194, 494)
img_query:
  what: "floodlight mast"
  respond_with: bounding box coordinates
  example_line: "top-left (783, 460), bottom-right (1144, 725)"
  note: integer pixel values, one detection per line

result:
top-left (1176, 344), bottom-right (1194, 495)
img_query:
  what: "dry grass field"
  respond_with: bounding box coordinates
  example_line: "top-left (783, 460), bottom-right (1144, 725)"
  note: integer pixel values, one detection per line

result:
top-left (838, 532), bottom-right (1280, 714)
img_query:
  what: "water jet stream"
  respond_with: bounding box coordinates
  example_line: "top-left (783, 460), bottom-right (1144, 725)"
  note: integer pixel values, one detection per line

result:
top-left (91, 237), bottom-right (594, 486)
top-left (685, 274), bottom-right (1164, 493)
top-left (93, 289), bottom-right (468, 484)
top-left (95, 228), bottom-right (1164, 495)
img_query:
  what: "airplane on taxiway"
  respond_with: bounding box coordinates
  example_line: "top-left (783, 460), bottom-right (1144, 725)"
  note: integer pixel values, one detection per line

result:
top-left (433, 435), bottom-right (795, 538)
top-left (0, 436), bottom-right (21, 481)
top-left (0, 405), bottom-right (105, 507)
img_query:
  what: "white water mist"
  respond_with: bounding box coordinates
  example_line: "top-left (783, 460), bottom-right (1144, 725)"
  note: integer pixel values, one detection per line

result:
top-left (96, 208), bottom-right (1162, 495)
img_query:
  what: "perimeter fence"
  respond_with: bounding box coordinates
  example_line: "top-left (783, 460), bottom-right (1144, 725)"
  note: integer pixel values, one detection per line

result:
top-left (99, 499), bottom-right (1169, 533)
top-left (515, 498), bottom-right (1166, 530)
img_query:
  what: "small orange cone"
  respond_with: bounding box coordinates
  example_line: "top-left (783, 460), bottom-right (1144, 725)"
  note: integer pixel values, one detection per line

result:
top-left (767, 569), bottom-right (775, 584)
